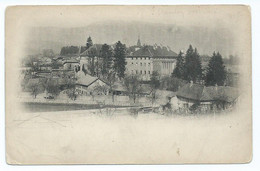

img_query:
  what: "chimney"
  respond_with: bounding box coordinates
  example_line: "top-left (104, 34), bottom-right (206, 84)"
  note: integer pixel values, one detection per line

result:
top-left (190, 80), bottom-right (193, 87)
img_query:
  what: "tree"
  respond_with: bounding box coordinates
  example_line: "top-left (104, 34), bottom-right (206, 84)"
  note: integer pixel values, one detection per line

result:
top-left (28, 82), bottom-right (41, 98)
top-left (124, 75), bottom-right (142, 103)
top-left (90, 84), bottom-right (108, 101)
top-left (86, 36), bottom-right (93, 49)
top-left (94, 59), bottom-right (102, 77)
top-left (52, 60), bottom-right (62, 69)
top-left (87, 57), bottom-right (95, 76)
top-left (86, 44), bottom-right (99, 76)
top-left (184, 45), bottom-right (202, 83)
top-left (172, 51), bottom-right (185, 79)
top-left (205, 52), bottom-right (227, 86)
top-left (113, 41), bottom-right (127, 79)
top-left (150, 71), bottom-right (160, 104)
top-left (66, 86), bottom-right (78, 101)
top-left (160, 76), bottom-right (187, 92)
top-left (60, 46), bottom-right (79, 55)
top-left (100, 44), bottom-right (113, 77)
top-left (46, 79), bottom-right (60, 98)
top-left (106, 71), bottom-right (116, 102)
top-left (42, 49), bottom-right (54, 57)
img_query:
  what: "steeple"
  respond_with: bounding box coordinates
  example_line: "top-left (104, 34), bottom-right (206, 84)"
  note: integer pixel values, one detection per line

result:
top-left (137, 35), bottom-right (141, 47)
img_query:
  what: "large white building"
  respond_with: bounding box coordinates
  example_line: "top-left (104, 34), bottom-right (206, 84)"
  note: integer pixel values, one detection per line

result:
top-left (126, 41), bottom-right (177, 80)
top-left (79, 39), bottom-right (178, 80)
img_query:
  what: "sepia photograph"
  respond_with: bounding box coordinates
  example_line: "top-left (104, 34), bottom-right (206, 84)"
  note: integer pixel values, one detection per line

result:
top-left (5, 5), bottom-right (252, 164)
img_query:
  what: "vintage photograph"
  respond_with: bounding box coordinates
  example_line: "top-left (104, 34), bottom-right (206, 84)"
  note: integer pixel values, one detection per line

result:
top-left (5, 6), bottom-right (252, 164)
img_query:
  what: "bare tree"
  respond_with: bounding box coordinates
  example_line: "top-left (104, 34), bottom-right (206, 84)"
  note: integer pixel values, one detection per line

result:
top-left (28, 82), bottom-right (40, 98)
top-left (150, 71), bottom-right (160, 104)
top-left (104, 72), bottom-right (116, 102)
top-left (124, 75), bottom-right (142, 103)
top-left (66, 87), bottom-right (78, 101)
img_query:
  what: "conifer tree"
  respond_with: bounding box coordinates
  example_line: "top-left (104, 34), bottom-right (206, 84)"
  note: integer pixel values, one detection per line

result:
top-left (86, 36), bottom-right (93, 49)
top-left (172, 51), bottom-right (185, 79)
top-left (113, 41), bottom-right (127, 79)
top-left (100, 44), bottom-right (113, 77)
top-left (205, 52), bottom-right (227, 86)
top-left (184, 45), bottom-right (202, 83)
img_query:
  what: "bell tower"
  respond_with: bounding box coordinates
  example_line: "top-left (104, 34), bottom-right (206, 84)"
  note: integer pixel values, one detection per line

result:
top-left (137, 35), bottom-right (141, 47)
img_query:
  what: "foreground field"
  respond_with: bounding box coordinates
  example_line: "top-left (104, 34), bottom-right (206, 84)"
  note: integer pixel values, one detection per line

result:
top-left (6, 107), bottom-right (251, 164)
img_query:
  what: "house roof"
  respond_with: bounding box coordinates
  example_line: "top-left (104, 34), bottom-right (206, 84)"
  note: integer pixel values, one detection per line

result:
top-left (177, 83), bottom-right (204, 101)
top-left (177, 83), bottom-right (239, 102)
top-left (166, 91), bottom-right (176, 98)
top-left (129, 45), bottom-right (177, 57)
top-left (76, 74), bottom-right (99, 87)
top-left (80, 44), bottom-right (103, 57)
top-left (62, 59), bottom-right (79, 65)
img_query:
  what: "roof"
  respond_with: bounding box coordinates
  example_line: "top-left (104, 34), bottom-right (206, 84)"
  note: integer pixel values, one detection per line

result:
top-left (177, 83), bottom-right (239, 103)
top-left (80, 44), bottom-right (103, 57)
top-left (76, 74), bottom-right (99, 87)
top-left (129, 45), bottom-right (177, 57)
top-left (177, 83), bottom-right (204, 101)
top-left (62, 59), bottom-right (79, 65)
top-left (166, 91), bottom-right (176, 98)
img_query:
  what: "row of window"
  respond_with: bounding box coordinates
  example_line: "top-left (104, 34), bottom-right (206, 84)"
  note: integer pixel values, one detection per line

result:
top-left (131, 70), bottom-right (151, 75)
top-left (130, 62), bottom-right (151, 66)
top-left (131, 57), bottom-right (151, 60)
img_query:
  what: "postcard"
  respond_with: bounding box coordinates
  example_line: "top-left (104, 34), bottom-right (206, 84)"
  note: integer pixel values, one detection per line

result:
top-left (5, 5), bottom-right (252, 164)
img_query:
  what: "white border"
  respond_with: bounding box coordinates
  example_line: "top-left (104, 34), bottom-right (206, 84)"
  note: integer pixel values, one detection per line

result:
top-left (1, 1), bottom-right (259, 171)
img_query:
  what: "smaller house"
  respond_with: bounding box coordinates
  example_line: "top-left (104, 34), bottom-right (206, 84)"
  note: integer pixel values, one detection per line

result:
top-left (63, 59), bottom-right (80, 70)
top-left (111, 82), bottom-right (128, 95)
top-left (75, 74), bottom-right (109, 95)
top-left (176, 82), bottom-right (239, 112)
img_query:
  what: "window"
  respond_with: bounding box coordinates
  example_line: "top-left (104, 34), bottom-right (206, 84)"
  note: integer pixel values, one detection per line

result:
top-left (140, 71), bottom-right (142, 74)
top-left (148, 63), bottom-right (150, 66)
top-left (136, 62), bottom-right (138, 65)
top-left (136, 70), bottom-right (138, 74)
top-left (144, 71), bottom-right (146, 74)
top-left (140, 57), bottom-right (142, 60)
top-left (144, 63), bottom-right (146, 67)
top-left (132, 62), bottom-right (134, 65)
top-left (140, 63), bottom-right (142, 66)
top-left (131, 57), bottom-right (133, 60)
top-left (148, 71), bottom-right (150, 74)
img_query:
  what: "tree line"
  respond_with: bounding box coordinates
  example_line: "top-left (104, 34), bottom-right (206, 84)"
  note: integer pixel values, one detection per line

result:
top-left (84, 36), bottom-right (127, 82)
top-left (172, 45), bottom-right (227, 86)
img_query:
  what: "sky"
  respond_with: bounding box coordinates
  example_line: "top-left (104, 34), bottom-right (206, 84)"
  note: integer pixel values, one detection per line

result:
top-left (7, 5), bottom-right (250, 57)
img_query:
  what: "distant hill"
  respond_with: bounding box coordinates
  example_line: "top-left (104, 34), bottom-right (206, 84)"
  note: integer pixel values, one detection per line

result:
top-left (24, 21), bottom-right (235, 57)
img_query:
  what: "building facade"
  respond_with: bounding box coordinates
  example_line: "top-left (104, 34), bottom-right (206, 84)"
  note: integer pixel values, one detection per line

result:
top-left (126, 43), bottom-right (177, 80)
top-left (126, 56), bottom-right (176, 80)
